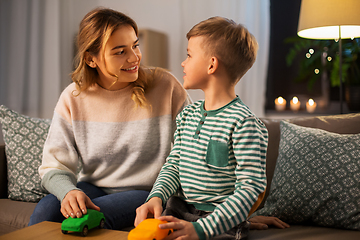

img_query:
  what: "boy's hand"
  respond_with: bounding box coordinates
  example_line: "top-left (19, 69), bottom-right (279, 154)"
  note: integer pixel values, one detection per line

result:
top-left (134, 197), bottom-right (163, 226)
top-left (158, 215), bottom-right (199, 240)
top-left (249, 216), bottom-right (290, 230)
top-left (61, 190), bottom-right (100, 218)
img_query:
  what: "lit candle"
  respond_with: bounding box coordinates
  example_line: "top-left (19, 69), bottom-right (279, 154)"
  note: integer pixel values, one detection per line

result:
top-left (290, 96), bottom-right (300, 112)
top-left (275, 96), bottom-right (286, 111)
top-left (306, 98), bottom-right (317, 113)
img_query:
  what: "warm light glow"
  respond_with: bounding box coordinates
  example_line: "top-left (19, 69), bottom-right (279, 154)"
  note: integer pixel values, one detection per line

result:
top-left (290, 96), bottom-right (301, 112)
top-left (297, 0), bottom-right (360, 40)
top-left (292, 96), bottom-right (299, 104)
top-left (297, 0), bottom-right (360, 114)
top-left (306, 98), bottom-right (317, 113)
top-left (278, 97), bottom-right (284, 104)
top-left (309, 49), bottom-right (314, 54)
top-left (327, 56), bottom-right (332, 61)
top-left (298, 26), bottom-right (360, 39)
top-left (306, 53), bottom-right (311, 58)
top-left (314, 69), bottom-right (320, 74)
top-left (275, 96), bottom-right (286, 111)
top-left (308, 98), bottom-right (315, 106)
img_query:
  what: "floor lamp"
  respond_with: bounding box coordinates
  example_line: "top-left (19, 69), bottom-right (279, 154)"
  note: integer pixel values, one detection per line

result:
top-left (297, 0), bottom-right (360, 114)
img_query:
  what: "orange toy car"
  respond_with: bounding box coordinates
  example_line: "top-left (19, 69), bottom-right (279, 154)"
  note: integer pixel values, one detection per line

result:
top-left (128, 219), bottom-right (173, 240)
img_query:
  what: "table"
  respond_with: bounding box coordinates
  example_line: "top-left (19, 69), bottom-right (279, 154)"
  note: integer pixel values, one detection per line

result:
top-left (0, 221), bottom-right (129, 240)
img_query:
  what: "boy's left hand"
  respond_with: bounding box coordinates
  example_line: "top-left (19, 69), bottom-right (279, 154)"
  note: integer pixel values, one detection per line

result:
top-left (248, 216), bottom-right (290, 230)
top-left (158, 216), bottom-right (199, 240)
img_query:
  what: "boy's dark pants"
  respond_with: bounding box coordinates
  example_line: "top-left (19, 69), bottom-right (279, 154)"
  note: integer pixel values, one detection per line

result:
top-left (162, 196), bottom-right (249, 240)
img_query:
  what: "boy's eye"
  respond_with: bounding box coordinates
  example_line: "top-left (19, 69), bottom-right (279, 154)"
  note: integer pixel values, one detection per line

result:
top-left (187, 54), bottom-right (191, 58)
top-left (133, 43), bottom-right (140, 49)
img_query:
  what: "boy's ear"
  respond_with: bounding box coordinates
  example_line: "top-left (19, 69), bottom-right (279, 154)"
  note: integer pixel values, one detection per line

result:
top-left (208, 57), bottom-right (219, 74)
top-left (85, 52), bottom-right (97, 68)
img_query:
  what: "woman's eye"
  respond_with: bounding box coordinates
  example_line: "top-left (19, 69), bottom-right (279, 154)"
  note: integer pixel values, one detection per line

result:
top-left (115, 50), bottom-right (124, 55)
top-left (187, 54), bottom-right (191, 58)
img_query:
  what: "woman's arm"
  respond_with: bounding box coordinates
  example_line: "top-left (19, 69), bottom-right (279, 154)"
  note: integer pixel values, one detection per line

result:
top-left (39, 111), bottom-right (80, 200)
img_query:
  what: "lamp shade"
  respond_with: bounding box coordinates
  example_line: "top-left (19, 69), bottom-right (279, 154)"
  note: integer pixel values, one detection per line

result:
top-left (298, 0), bottom-right (360, 39)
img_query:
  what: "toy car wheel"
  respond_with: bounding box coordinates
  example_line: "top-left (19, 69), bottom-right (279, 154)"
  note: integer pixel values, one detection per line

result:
top-left (82, 225), bottom-right (89, 237)
top-left (99, 219), bottom-right (105, 229)
top-left (61, 230), bottom-right (68, 234)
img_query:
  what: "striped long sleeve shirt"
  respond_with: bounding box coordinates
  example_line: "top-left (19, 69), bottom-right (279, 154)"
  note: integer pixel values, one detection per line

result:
top-left (147, 97), bottom-right (268, 240)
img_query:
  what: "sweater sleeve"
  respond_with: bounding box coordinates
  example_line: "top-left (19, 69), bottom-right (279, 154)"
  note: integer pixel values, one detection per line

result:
top-left (146, 112), bottom-right (183, 203)
top-left (41, 169), bottom-right (80, 202)
top-left (39, 94), bottom-right (81, 201)
top-left (193, 117), bottom-right (268, 240)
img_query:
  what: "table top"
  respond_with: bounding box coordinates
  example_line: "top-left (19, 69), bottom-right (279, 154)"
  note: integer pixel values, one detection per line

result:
top-left (0, 221), bottom-right (129, 240)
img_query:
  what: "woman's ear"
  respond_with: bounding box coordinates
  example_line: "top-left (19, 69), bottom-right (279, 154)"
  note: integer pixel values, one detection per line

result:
top-left (208, 56), bottom-right (219, 74)
top-left (85, 52), bottom-right (97, 68)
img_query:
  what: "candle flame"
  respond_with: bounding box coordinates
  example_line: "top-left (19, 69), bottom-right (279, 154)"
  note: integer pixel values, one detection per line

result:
top-left (278, 97), bottom-right (284, 104)
top-left (292, 97), bottom-right (299, 104)
top-left (308, 99), bottom-right (315, 106)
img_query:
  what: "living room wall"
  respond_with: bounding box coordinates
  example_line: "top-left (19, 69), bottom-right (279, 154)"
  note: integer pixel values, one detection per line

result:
top-left (0, 0), bottom-right (270, 144)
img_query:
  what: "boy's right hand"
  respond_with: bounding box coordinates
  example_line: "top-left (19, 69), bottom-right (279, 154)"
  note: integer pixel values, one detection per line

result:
top-left (134, 197), bottom-right (163, 226)
top-left (61, 190), bottom-right (100, 219)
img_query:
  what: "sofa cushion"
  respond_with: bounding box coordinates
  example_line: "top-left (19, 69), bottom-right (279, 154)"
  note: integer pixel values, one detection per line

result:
top-left (253, 121), bottom-right (360, 230)
top-left (259, 113), bottom-right (360, 208)
top-left (0, 105), bottom-right (50, 202)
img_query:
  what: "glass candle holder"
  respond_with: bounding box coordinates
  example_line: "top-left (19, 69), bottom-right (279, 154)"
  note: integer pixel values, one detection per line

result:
top-left (290, 96), bottom-right (300, 112)
top-left (275, 96), bottom-right (286, 111)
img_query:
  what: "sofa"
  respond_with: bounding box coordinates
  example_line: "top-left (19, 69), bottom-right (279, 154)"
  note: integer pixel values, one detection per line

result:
top-left (248, 113), bottom-right (360, 239)
top-left (1, 105), bottom-right (360, 239)
top-left (0, 144), bottom-right (38, 235)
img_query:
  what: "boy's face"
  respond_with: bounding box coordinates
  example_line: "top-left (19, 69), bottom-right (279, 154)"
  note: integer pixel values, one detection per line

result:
top-left (181, 36), bottom-right (210, 90)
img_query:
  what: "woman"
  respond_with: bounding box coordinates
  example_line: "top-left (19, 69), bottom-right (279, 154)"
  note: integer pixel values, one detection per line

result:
top-left (29, 7), bottom-right (190, 230)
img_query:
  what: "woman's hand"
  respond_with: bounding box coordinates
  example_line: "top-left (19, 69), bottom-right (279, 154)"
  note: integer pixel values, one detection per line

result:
top-left (249, 216), bottom-right (290, 230)
top-left (134, 197), bottom-right (163, 226)
top-left (61, 189), bottom-right (100, 218)
top-left (158, 215), bottom-right (199, 240)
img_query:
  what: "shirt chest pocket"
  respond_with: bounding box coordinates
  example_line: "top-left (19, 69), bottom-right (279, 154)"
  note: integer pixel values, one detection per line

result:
top-left (206, 139), bottom-right (229, 167)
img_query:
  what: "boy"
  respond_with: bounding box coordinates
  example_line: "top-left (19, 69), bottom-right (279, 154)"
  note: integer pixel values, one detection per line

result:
top-left (135, 16), bottom-right (268, 240)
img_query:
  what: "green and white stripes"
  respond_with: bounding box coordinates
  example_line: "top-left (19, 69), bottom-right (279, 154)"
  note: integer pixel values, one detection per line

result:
top-left (148, 97), bottom-right (268, 239)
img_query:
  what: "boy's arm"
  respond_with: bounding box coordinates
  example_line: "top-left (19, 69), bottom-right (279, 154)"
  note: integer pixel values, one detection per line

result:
top-left (193, 117), bottom-right (268, 240)
top-left (146, 113), bottom-right (184, 203)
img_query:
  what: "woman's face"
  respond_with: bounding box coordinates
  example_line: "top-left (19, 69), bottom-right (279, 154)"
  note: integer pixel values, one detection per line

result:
top-left (91, 25), bottom-right (142, 90)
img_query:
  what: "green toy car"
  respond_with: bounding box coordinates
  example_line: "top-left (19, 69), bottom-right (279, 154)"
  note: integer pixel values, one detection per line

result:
top-left (61, 209), bottom-right (105, 236)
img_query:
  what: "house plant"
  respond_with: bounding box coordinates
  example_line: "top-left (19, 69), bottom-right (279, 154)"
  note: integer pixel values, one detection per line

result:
top-left (285, 37), bottom-right (360, 111)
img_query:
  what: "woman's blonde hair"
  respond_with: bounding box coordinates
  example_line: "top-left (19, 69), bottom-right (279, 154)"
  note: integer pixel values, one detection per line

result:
top-left (72, 7), bottom-right (151, 108)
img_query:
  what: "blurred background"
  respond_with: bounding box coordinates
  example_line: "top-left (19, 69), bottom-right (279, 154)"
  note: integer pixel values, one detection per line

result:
top-left (2, 0), bottom-right (359, 145)
top-left (0, 0), bottom-right (270, 120)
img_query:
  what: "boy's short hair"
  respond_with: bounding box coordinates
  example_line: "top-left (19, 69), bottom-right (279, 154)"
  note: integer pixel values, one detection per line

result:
top-left (186, 16), bottom-right (258, 83)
